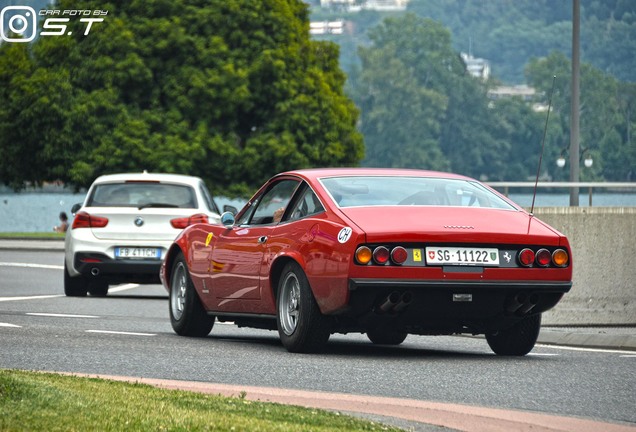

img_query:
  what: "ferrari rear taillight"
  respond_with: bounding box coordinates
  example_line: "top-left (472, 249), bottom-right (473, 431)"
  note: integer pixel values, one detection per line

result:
top-left (357, 245), bottom-right (408, 266)
top-left (518, 248), bottom-right (535, 267)
top-left (535, 248), bottom-right (552, 267)
top-left (391, 246), bottom-right (408, 264)
top-left (372, 246), bottom-right (390, 264)
top-left (170, 213), bottom-right (209, 229)
top-left (355, 246), bottom-right (373, 265)
top-left (552, 249), bottom-right (569, 267)
top-left (519, 247), bottom-right (570, 268)
top-left (72, 211), bottom-right (109, 229)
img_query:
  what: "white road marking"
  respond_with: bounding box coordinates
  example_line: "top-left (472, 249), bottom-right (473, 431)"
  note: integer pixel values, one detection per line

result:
top-left (27, 313), bottom-right (99, 319)
top-left (528, 353), bottom-right (559, 357)
top-left (86, 330), bottom-right (156, 336)
top-left (537, 343), bottom-right (636, 355)
top-left (108, 284), bottom-right (140, 293)
top-left (0, 294), bottom-right (64, 302)
top-left (0, 322), bottom-right (21, 328)
top-left (619, 355), bottom-right (636, 358)
top-left (0, 262), bottom-right (63, 270)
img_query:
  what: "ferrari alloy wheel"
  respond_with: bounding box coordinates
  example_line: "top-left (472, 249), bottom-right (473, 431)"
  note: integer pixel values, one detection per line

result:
top-left (486, 313), bottom-right (542, 356)
top-left (276, 262), bottom-right (330, 353)
top-left (169, 253), bottom-right (214, 337)
top-left (64, 262), bottom-right (88, 297)
top-left (367, 327), bottom-right (408, 345)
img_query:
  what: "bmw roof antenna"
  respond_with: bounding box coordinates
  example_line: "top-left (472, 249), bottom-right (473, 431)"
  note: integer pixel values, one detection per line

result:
top-left (530, 75), bottom-right (557, 218)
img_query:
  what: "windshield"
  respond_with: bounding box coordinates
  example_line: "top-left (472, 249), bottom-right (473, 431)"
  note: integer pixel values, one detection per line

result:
top-left (319, 176), bottom-right (515, 210)
top-left (86, 182), bottom-right (197, 209)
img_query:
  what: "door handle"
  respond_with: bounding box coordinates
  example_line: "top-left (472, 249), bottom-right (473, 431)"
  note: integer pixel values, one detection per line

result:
top-left (258, 236), bottom-right (268, 244)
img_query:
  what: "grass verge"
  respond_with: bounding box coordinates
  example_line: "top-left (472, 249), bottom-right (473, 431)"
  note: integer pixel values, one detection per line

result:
top-left (0, 370), bottom-right (400, 431)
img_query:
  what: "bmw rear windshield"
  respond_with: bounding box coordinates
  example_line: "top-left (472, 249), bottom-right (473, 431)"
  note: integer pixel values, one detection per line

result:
top-left (86, 182), bottom-right (197, 209)
top-left (319, 176), bottom-right (515, 209)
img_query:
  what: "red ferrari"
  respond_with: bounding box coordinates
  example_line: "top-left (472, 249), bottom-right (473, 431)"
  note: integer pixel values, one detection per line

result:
top-left (160, 168), bottom-right (572, 355)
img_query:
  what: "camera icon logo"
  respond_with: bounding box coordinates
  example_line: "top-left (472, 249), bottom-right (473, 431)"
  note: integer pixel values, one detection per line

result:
top-left (1, 6), bottom-right (37, 43)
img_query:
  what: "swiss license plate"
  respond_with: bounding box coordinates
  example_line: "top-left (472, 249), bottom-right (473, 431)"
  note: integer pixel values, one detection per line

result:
top-left (115, 247), bottom-right (161, 259)
top-left (425, 247), bottom-right (499, 266)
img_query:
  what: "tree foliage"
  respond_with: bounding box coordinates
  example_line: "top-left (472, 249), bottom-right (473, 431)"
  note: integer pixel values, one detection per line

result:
top-left (0, 0), bottom-right (363, 195)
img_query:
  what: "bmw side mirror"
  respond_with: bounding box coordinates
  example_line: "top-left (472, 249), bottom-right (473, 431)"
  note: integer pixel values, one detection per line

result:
top-left (71, 203), bottom-right (82, 214)
top-left (223, 205), bottom-right (238, 215)
top-left (221, 211), bottom-right (235, 228)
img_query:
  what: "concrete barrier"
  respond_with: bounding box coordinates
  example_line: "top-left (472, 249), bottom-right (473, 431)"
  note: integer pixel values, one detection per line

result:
top-left (533, 207), bottom-right (636, 325)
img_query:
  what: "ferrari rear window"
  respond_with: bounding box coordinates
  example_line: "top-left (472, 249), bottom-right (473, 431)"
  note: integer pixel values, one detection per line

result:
top-left (86, 182), bottom-right (197, 208)
top-left (319, 176), bottom-right (515, 210)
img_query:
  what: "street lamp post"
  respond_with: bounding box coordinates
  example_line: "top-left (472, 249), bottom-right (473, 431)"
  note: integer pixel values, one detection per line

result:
top-left (570, 0), bottom-right (581, 205)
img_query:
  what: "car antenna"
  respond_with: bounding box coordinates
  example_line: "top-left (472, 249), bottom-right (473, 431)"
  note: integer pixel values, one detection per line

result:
top-left (530, 75), bottom-right (557, 216)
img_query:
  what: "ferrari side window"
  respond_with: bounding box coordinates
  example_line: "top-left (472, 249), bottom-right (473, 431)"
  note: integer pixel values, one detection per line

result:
top-left (287, 186), bottom-right (325, 221)
top-left (249, 179), bottom-right (300, 225)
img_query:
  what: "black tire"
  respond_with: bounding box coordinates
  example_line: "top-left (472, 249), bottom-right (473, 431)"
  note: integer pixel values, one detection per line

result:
top-left (367, 327), bottom-right (408, 345)
top-left (88, 281), bottom-right (109, 297)
top-left (169, 253), bottom-right (214, 337)
top-left (64, 262), bottom-right (88, 297)
top-left (486, 314), bottom-right (542, 356)
top-left (276, 262), bottom-right (330, 353)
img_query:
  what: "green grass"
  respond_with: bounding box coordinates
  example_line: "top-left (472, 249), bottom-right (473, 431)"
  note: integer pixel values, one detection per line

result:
top-left (0, 232), bottom-right (65, 239)
top-left (0, 370), bottom-right (400, 431)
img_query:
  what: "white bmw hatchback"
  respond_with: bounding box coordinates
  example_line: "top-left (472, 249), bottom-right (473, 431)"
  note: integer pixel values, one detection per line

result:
top-left (64, 172), bottom-right (222, 297)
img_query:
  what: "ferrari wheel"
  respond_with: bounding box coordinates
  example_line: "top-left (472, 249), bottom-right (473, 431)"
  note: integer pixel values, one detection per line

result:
top-left (367, 327), bottom-right (408, 345)
top-left (169, 253), bottom-right (214, 337)
top-left (486, 314), bottom-right (542, 356)
top-left (276, 262), bottom-right (330, 353)
top-left (64, 262), bottom-right (88, 297)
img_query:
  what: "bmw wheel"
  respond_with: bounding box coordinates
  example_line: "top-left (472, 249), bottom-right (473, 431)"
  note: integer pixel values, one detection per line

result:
top-left (486, 314), bottom-right (542, 356)
top-left (276, 262), bottom-right (330, 353)
top-left (169, 253), bottom-right (214, 337)
top-left (64, 262), bottom-right (88, 297)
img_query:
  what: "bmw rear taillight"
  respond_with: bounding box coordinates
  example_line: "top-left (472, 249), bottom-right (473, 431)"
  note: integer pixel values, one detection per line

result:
top-left (72, 211), bottom-right (109, 229)
top-left (170, 213), bottom-right (209, 229)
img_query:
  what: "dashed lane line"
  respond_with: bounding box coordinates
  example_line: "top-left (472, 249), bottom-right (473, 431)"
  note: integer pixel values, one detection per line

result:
top-left (27, 313), bottom-right (99, 319)
top-left (86, 330), bottom-right (156, 336)
top-left (0, 262), bottom-right (64, 270)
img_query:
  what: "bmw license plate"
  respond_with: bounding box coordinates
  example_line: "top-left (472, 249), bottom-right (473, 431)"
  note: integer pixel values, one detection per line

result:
top-left (115, 247), bottom-right (161, 259)
top-left (425, 247), bottom-right (499, 266)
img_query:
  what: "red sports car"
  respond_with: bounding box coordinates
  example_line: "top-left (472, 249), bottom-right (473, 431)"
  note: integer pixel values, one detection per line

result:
top-left (160, 168), bottom-right (572, 355)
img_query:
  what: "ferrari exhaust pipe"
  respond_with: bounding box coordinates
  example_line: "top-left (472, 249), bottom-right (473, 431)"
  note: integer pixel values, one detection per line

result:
top-left (518, 294), bottom-right (539, 314)
top-left (91, 268), bottom-right (100, 276)
top-left (378, 291), bottom-right (401, 313)
top-left (505, 293), bottom-right (527, 313)
top-left (392, 291), bottom-right (413, 313)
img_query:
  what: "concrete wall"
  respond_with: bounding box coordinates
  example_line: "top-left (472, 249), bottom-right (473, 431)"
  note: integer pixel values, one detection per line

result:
top-left (533, 207), bottom-right (636, 325)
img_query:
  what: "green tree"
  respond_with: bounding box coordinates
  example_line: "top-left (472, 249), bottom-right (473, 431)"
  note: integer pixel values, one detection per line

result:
top-left (0, 0), bottom-right (363, 195)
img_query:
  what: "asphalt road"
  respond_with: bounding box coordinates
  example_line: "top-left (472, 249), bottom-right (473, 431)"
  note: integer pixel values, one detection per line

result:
top-left (1, 250), bottom-right (635, 430)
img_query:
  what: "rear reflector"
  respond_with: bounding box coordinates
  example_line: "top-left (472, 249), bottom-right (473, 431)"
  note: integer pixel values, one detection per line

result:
top-left (390, 246), bottom-right (408, 265)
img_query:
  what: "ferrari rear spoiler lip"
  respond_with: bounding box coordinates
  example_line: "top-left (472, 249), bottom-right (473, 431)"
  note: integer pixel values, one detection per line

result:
top-left (349, 278), bottom-right (573, 293)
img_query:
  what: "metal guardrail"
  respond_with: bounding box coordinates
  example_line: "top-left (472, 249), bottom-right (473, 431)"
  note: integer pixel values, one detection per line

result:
top-left (486, 182), bottom-right (636, 207)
